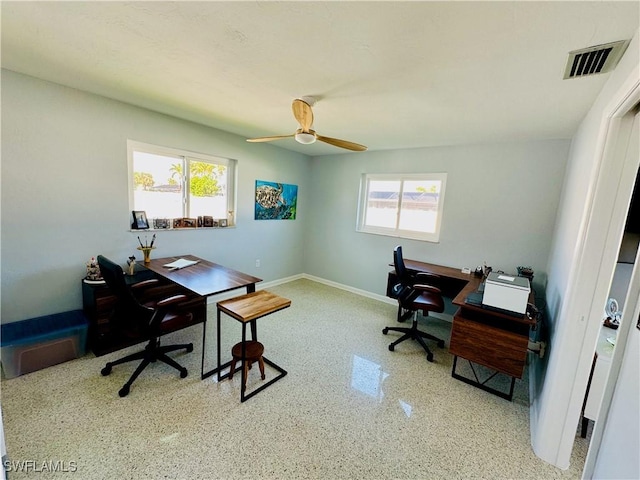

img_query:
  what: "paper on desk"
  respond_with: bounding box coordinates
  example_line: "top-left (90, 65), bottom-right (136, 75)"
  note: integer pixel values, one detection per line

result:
top-left (163, 258), bottom-right (199, 270)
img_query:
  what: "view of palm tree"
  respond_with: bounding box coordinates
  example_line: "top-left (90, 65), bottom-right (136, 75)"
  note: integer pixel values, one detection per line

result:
top-left (132, 151), bottom-right (228, 219)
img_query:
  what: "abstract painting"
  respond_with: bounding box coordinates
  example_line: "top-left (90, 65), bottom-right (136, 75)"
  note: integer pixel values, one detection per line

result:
top-left (255, 180), bottom-right (298, 220)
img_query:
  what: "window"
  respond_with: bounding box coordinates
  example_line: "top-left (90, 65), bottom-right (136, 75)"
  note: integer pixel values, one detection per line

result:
top-left (357, 173), bottom-right (447, 242)
top-left (128, 141), bottom-right (236, 226)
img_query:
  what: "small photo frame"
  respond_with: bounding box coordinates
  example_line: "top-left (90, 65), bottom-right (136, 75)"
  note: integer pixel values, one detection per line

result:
top-left (203, 216), bottom-right (214, 227)
top-left (153, 218), bottom-right (170, 229)
top-left (132, 211), bottom-right (149, 230)
top-left (219, 219), bottom-right (228, 227)
top-left (174, 218), bottom-right (197, 228)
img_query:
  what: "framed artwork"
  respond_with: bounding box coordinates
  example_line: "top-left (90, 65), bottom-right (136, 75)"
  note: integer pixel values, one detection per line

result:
top-left (255, 180), bottom-right (298, 220)
top-left (132, 211), bottom-right (149, 230)
top-left (219, 219), bottom-right (228, 227)
top-left (203, 216), bottom-right (214, 227)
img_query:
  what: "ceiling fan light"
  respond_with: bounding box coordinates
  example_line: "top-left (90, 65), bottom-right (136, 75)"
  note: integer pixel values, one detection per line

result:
top-left (295, 132), bottom-right (316, 145)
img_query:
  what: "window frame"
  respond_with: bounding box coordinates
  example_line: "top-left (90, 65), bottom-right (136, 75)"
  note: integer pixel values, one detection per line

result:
top-left (356, 172), bottom-right (447, 242)
top-left (127, 140), bottom-right (236, 227)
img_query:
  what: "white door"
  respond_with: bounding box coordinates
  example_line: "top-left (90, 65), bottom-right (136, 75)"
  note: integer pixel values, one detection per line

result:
top-left (584, 110), bottom-right (640, 479)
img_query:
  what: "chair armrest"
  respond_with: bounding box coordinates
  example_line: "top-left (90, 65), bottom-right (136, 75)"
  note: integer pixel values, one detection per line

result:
top-left (413, 284), bottom-right (442, 295)
top-left (130, 279), bottom-right (161, 291)
top-left (156, 294), bottom-right (188, 308)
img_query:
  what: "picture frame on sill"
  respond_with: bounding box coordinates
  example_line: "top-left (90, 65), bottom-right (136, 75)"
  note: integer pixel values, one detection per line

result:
top-left (132, 211), bottom-right (149, 230)
top-left (219, 219), bottom-right (228, 227)
top-left (203, 216), bottom-right (214, 227)
top-left (173, 218), bottom-right (197, 228)
top-left (153, 218), bottom-right (170, 229)
top-left (182, 218), bottom-right (197, 228)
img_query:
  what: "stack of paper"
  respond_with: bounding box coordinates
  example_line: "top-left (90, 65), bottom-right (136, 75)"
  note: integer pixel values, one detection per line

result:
top-left (163, 258), bottom-right (199, 270)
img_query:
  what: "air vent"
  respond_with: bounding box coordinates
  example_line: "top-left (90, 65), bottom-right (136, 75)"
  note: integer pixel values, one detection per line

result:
top-left (563, 40), bottom-right (630, 79)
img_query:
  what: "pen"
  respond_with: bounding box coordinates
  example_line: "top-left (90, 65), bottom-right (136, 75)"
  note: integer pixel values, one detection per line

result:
top-left (149, 234), bottom-right (156, 249)
top-left (137, 236), bottom-right (144, 248)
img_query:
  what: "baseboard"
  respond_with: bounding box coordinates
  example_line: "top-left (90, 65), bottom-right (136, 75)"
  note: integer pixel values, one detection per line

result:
top-left (300, 273), bottom-right (397, 305)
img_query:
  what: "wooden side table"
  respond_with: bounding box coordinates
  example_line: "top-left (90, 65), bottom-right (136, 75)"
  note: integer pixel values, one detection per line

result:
top-left (216, 290), bottom-right (291, 402)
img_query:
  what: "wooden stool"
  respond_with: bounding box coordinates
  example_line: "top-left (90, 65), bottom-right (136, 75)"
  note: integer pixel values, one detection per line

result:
top-left (229, 341), bottom-right (265, 388)
top-left (216, 290), bottom-right (291, 402)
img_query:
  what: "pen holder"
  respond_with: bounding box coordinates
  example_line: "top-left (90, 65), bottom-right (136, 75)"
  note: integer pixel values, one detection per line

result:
top-left (137, 246), bottom-right (155, 264)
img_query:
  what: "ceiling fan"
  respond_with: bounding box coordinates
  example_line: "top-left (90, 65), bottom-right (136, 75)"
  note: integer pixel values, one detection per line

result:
top-left (247, 97), bottom-right (367, 152)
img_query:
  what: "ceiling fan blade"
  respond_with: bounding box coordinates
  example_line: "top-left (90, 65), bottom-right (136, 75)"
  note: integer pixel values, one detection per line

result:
top-left (316, 134), bottom-right (367, 152)
top-left (292, 99), bottom-right (314, 132)
top-left (246, 133), bottom-right (295, 143)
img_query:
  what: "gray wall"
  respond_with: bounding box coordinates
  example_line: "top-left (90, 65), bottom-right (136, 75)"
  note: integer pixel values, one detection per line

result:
top-left (1, 69), bottom-right (570, 330)
top-left (304, 142), bottom-right (569, 297)
top-left (1, 70), bottom-right (310, 322)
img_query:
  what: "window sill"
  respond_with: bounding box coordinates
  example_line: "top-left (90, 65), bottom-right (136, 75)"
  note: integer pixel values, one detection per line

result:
top-left (356, 228), bottom-right (440, 243)
top-left (129, 226), bottom-right (236, 232)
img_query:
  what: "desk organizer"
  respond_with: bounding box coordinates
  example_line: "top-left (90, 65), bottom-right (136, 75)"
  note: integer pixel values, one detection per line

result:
top-left (1, 310), bottom-right (88, 379)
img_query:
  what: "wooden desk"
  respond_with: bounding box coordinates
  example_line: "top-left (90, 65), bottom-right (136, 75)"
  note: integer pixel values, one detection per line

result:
top-left (145, 255), bottom-right (262, 297)
top-left (387, 259), bottom-right (537, 400)
top-left (145, 255), bottom-right (262, 379)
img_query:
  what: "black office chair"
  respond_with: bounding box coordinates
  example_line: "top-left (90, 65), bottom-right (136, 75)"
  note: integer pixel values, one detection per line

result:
top-left (97, 255), bottom-right (194, 397)
top-left (382, 246), bottom-right (445, 362)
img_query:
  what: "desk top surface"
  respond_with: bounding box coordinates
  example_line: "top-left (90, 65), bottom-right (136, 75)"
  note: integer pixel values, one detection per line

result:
top-left (401, 259), bottom-right (482, 304)
top-left (401, 258), bottom-right (535, 326)
top-left (145, 255), bottom-right (262, 297)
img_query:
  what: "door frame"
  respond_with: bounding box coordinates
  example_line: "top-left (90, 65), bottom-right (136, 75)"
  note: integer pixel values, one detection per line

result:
top-left (581, 110), bottom-right (639, 478)
top-left (557, 77), bottom-right (640, 469)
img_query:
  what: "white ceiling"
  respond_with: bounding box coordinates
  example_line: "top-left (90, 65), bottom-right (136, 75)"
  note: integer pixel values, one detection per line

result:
top-left (2, 2), bottom-right (638, 156)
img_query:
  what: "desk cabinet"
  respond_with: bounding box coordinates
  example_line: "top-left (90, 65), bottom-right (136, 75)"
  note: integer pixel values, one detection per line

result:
top-left (82, 272), bottom-right (206, 356)
top-left (450, 308), bottom-right (530, 378)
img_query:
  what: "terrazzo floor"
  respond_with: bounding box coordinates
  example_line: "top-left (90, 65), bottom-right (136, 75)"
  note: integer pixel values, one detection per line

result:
top-left (1, 279), bottom-right (590, 479)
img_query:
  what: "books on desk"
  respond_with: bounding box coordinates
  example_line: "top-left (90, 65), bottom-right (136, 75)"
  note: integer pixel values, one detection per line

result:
top-left (163, 258), bottom-right (199, 270)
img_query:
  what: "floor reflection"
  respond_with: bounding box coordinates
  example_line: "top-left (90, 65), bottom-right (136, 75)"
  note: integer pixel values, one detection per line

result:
top-left (350, 354), bottom-right (388, 400)
top-left (350, 355), bottom-right (413, 417)
top-left (398, 399), bottom-right (412, 417)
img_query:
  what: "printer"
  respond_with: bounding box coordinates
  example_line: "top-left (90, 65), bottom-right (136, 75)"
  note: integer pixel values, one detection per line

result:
top-left (482, 272), bottom-right (530, 315)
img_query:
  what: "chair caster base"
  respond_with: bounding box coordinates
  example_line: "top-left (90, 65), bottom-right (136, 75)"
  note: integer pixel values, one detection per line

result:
top-left (438, 340), bottom-right (445, 348)
top-left (101, 365), bottom-right (112, 376)
top-left (180, 368), bottom-right (188, 378)
top-left (427, 352), bottom-right (434, 362)
top-left (119, 385), bottom-right (130, 397)
top-left (382, 328), bottom-right (389, 335)
top-left (388, 344), bottom-right (394, 351)
top-left (186, 343), bottom-right (194, 353)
